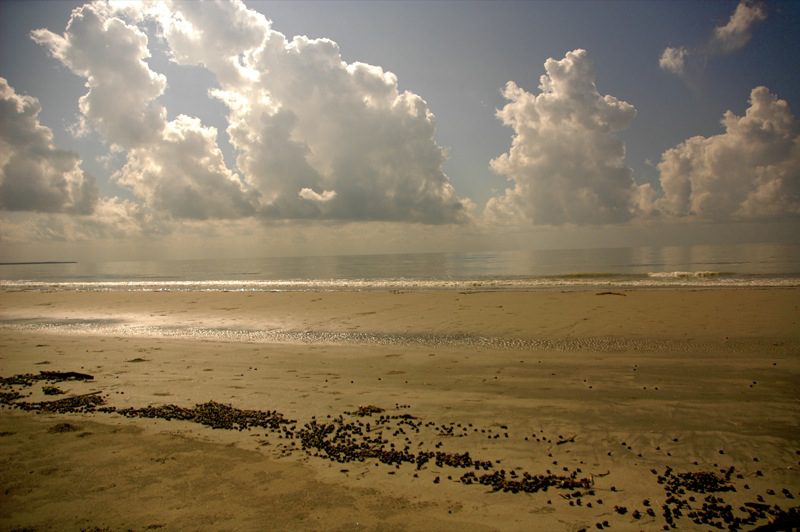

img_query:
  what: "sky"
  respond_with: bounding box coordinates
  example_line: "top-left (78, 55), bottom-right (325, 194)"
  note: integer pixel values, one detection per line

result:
top-left (0, 0), bottom-right (798, 261)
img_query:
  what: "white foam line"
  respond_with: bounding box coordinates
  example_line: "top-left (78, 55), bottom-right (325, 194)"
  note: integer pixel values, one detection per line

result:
top-left (1, 276), bottom-right (798, 292)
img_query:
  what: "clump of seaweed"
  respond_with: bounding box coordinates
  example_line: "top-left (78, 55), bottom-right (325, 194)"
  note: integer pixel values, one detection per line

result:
top-left (112, 401), bottom-right (293, 431)
top-left (0, 371), bottom-right (93, 387)
top-left (655, 465), bottom-right (798, 530)
top-left (347, 405), bottom-right (385, 416)
top-left (1, 371), bottom-right (101, 413)
top-left (459, 470), bottom-right (591, 494)
top-left (13, 392), bottom-right (106, 414)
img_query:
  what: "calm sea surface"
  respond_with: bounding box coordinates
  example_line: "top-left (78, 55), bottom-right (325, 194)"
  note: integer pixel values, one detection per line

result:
top-left (1, 243), bottom-right (799, 291)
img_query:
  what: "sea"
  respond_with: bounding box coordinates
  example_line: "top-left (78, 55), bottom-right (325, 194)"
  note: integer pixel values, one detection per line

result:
top-left (1, 242), bottom-right (799, 292)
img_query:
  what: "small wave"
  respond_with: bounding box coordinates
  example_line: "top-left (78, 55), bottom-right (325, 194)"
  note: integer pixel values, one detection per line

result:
top-left (647, 271), bottom-right (726, 279)
top-left (555, 272), bottom-right (627, 279)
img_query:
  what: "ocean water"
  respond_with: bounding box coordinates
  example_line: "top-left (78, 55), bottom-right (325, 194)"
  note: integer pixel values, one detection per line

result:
top-left (1, 243), bottom-right (799, 291)
top-left (2, 243), bottom-right (798, 345)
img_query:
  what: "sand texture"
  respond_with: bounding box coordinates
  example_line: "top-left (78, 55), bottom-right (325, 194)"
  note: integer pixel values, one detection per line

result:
top-left (1, 288), bottom-right (799, 530)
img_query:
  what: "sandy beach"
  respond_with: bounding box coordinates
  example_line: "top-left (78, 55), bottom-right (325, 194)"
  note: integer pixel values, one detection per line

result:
top-left (1, 288), bottom-right (799, 530)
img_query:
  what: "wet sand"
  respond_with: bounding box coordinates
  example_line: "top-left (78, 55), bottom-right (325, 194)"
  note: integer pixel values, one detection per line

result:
top-left (1, 288), bottom-right (799, 530)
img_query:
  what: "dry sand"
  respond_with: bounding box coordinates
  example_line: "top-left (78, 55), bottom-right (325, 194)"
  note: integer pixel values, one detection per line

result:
top-left (1, 288), bottom-right (799, 530)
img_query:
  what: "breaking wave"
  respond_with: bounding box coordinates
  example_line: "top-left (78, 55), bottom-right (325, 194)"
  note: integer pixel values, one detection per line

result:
top-left (647, 271), bottom-right (725, 279)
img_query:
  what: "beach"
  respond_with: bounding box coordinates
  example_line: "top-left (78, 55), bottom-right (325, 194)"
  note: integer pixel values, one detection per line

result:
top-left (3, 0), bottom-right (799, 528)
top-left (1, 288), bottom-right (799, 530)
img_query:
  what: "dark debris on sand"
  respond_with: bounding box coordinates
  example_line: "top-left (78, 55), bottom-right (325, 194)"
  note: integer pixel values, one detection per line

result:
top-left (109, 401), bottom-right (293, 431)
top-left (13, 392), bottom-right (106, 414)
top-left (0, 371), bottom-right (94, 387)
top-left (459, 469), bottom-right (591, 494)
top-left (346, 404), bottom-right (385, 416)
top-left (2, 370), bottom-right (799, 531)
top-left (1, 371), bottom-right (100, 414)
top-left (48, 422), bottom-right (81, 433)
top-left (654, 465), bottom-right (800, 531)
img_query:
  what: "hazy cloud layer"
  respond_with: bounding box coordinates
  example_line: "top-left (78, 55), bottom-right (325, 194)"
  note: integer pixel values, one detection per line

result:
top-left (640, 87), bottom-right (800, 220)
top-left (486, 49), bottom-right (637, 225)
top-left (149, 0), bottom-right (469, 223)
top-left (0, 195), bottom-right (172, 243)
top-left (0, 78), bottom-right (97, 214)
top-left (659, 0), bottom-right (766, 78)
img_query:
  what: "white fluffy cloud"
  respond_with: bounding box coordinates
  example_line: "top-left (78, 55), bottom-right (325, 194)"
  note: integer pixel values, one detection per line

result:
top-left (659, 1), bottom-right (766, 79)
top-left (12, 0), bottom-right (794, 243)
top-left (115, 115), bottom-right (257, 219)
top-left (146, 0), bottom-right (269, 87)
top-left (298, 188), bottom-right (336, 203)
top-left (487, 49), bottom-right (797, 226)
top-left (150, 0), bottom-right (469, 223)
top-left (710, 1), bottom-right (767, 54)
top-left (31, 0), bottom-right (468, 224)
top-left (642, 87), bottom-right (800, 220)
top-left (486, 49), bottom-right (637, 225)
top-left (31, 2), bottom-right (167, 147)
top-left (658, 46), bottom-right (688, 76)
top-left (0, 77), bottom-right (97, 214)
top-left (31, 2), bottom-right (256, 220)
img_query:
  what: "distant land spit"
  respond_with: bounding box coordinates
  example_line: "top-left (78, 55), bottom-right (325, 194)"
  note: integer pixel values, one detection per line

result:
top-left (0, 262), bottom-right (76, 266)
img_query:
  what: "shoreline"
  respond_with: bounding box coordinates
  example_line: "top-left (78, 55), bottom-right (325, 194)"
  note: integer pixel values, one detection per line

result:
top-left (2, 276), bottom-right (799, 293)
top-left (1, 288), bottom-right (798, 530)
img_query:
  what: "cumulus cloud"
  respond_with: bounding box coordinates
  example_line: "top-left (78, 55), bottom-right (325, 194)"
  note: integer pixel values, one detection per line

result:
top-left (149, 0), bottom-right (469, 223)
top-left (641, 87), bottom-right (800, 220)
top-left (22, 0), bottom-right (791, 242)
top-left (486, 49), bottom-right (637, 226)
top-left (115, 115), bottom-right (256, 219)
top-left (659, 1), bottom-right (766, 79)
top-left (299, 188), bottom-right (337, 203)
top-left (0, 77), bottom-right (97, 214)
top-left (710, 1), bottom-right (767, 54)
top-left (145, 0), bottom-right (269, 87)
top-left (31, 2), bottom-right (167, 147)
top-left (31, 0), bottom-right (468, 225)
top-left (658, 46), bottom-right (688, 76)
top-left (32, 1), bottom-right (256, 220)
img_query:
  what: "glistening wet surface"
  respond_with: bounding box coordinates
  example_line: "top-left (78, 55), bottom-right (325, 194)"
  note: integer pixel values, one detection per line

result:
top-left (0, 315), bottom-right (794, 355)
